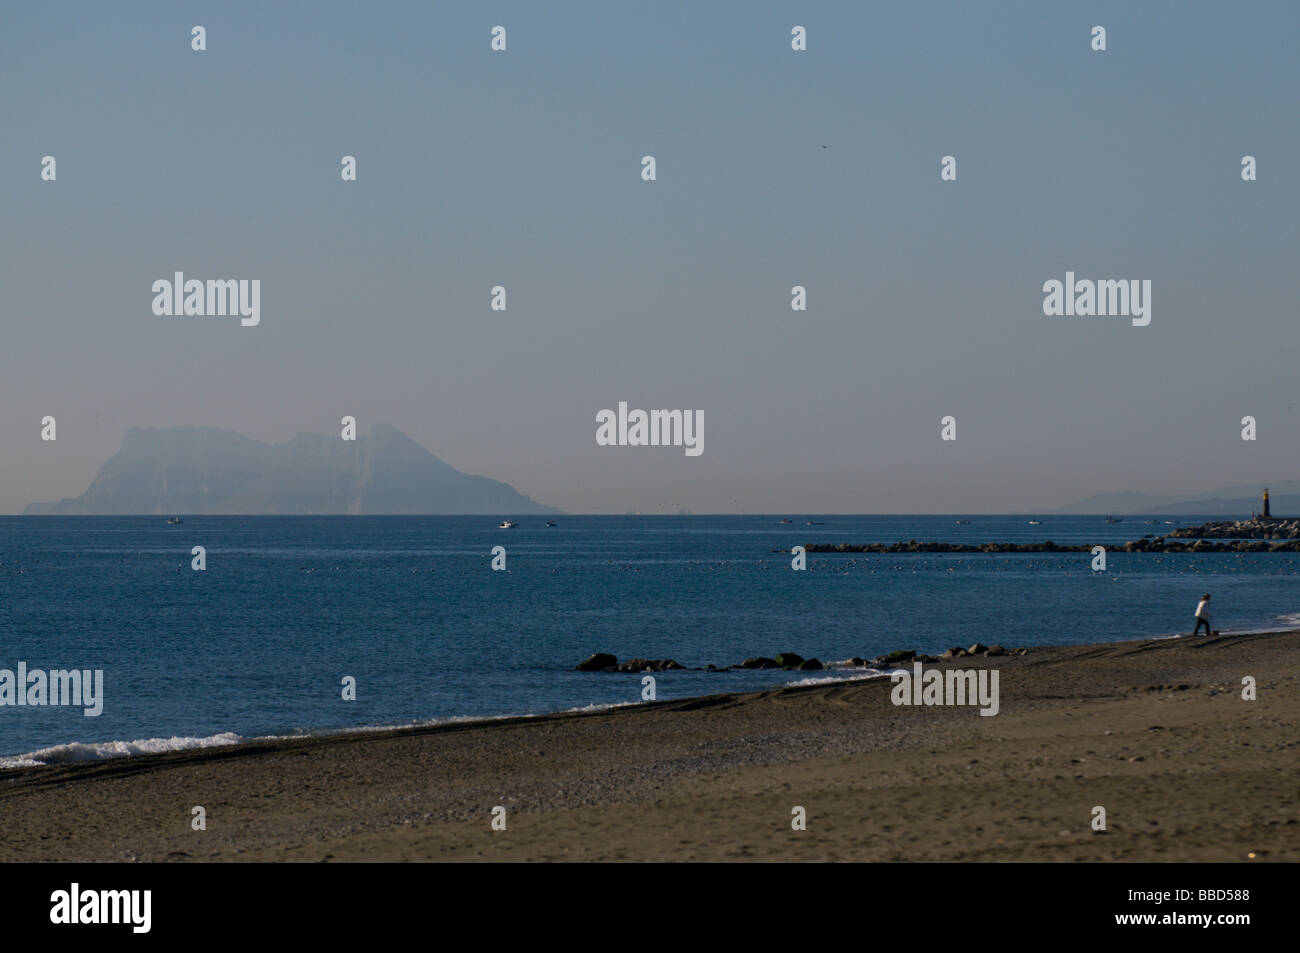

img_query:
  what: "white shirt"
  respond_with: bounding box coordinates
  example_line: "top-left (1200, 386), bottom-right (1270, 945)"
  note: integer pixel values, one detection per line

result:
top-left (1195, 600), bottom-right (1211, 620)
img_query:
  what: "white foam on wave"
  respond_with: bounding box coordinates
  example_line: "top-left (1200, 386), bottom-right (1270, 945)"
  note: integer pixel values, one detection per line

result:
top-left (1, 731), bottom-right (244, 770)
top-left (562, 700), bottom-right (640, 714)
top-left (786, 669), bottom-right (891, 688)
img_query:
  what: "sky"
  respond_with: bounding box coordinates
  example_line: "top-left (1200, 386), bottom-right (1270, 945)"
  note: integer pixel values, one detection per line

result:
top-left (2, 1), bottom-right (1298, 514)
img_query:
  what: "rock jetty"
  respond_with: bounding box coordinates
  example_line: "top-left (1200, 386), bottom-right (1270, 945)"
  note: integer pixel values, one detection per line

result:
top-left (1168, 517), bottom-right (1300, 540)
top-left (803, 537), bottom-right (1300, 553)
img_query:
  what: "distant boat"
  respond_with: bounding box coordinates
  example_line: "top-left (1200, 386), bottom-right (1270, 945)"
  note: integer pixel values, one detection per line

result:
top-left (1144, 519), bottom-right (1156, 525)
top-left (1028, 520), bottom-right (1042, 525)
top-left (955, 519), bottom-right (970, 525)
top-left (1164, 520), bottom-right (1178, 525)
top-left (806, 520), bottom-right (824, 525)
top-left (779, 518), bottom-right (793, 524)
top-left (498, 520), bottom-right (517, 529)
top-left (1105, 517), bottom-right (1123, 523)
top-left (167, 516), bottom-right (183, 525)
top-left (545, 520), bottom-right (556, 527)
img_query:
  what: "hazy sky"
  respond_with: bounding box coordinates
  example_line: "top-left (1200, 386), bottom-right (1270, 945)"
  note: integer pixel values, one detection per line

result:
top-left (2, 1), bottom-right (1298, 514)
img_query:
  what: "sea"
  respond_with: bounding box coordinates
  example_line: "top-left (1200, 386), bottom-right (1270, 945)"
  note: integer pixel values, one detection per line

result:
top-left (3, 514), bottom-right (1299, 768)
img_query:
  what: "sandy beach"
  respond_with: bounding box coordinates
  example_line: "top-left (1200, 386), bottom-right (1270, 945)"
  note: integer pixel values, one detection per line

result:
top-left (2, 629), bottom-right (1296, 863)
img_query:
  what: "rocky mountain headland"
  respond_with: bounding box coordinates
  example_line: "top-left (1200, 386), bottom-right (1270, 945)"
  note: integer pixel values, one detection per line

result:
top-left (24, 423), bottom-right (558, 515)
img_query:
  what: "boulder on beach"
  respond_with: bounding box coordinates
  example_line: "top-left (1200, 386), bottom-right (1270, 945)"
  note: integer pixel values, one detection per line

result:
top-left (943, 647), bottom-right (967, 658)
top-left (774, 652), bottom-right (805, 669)
top-left (986, 645), bottom-right (1007, 656)
top-left (740, 657), bottom-right (780, 669)
top-left (575, 653), bottom-right (617, 672)
top-left (878, 649), bottom-right (916, 665)
top-left (797, 658), bottom-right (824, 671)
top-left (968, 643), bottom-right (988, 655)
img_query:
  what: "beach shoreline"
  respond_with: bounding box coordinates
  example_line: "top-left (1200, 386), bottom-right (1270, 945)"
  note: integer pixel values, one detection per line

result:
top-left (2, 629), bottom-right (1297, 862)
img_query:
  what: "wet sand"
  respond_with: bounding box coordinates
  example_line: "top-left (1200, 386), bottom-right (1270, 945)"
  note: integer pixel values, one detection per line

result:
top-left (2, 630), bottom-right (1297, 862)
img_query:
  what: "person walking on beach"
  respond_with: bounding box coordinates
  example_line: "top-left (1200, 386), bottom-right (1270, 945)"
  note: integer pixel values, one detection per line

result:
top-left (1193, 593), bottom-right (1212, 636)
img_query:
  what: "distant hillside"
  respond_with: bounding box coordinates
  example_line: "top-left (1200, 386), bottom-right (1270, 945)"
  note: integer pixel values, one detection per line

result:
top-left (1057, 481), bottom-right (1300, 517)
top-left (1143, 495), bottom-right (1300, 517)
top-left (24, 424), bottom-right (559, 515)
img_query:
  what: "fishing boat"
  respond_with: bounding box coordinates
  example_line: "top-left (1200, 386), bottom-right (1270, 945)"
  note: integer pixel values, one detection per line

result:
top-left (545, 520), bottom-right (556, 527)
top-left (167, 516), bottom-right (183, 525)
top-left (1028, 520), bottom-right (1042, 525)
top-left (498, 520), bottom-right (517, 529)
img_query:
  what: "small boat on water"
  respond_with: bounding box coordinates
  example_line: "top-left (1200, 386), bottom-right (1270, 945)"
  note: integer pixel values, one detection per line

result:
top-left (1028, 520), bottom-right (1042, 525)
top-left (955, 519), bottom-right (970, 525)
top-left (1164, 520), bottom-right (1179, 525)
top-left (779, 519), bottom-right (793, 524)
top-left (1105, 517), bottom-right (1123, 523)
top-left (545, 520), bottom-right (557, 527)
top-left (167, 516), bottom-right (183, 525)
top-left (806, 520), bottom-right (824, 525)
top-left (498, 520), bottom-right (517, 529)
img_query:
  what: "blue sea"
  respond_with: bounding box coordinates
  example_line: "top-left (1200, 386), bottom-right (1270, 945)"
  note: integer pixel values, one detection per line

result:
top-left (3, 514), bottom-right (1299, 767)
